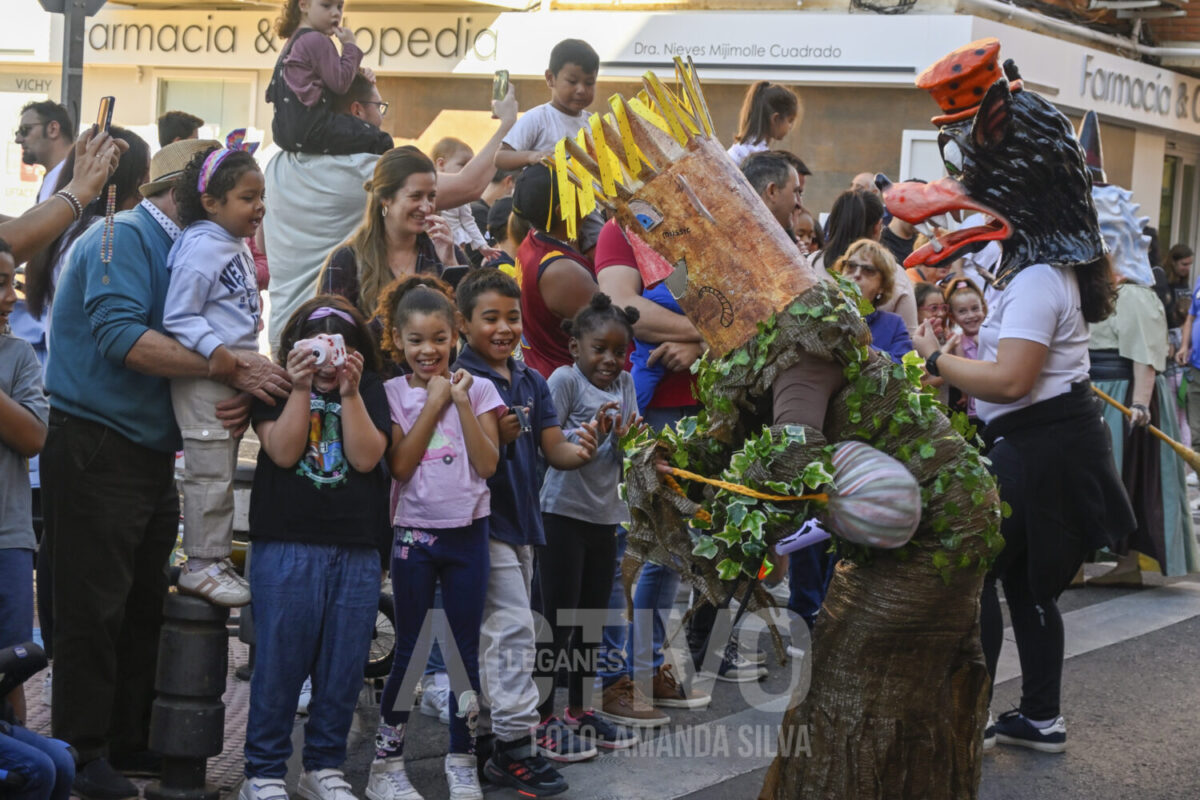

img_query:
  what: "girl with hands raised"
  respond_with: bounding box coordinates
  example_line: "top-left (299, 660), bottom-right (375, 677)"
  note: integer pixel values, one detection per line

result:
top-left (371, 282), bottom-right (505, 800)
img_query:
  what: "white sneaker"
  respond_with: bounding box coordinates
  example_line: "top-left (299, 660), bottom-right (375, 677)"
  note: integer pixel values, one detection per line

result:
top-left (239, 777), bottom-right (289, 800)
top-left (366, 757), bottom-right (424, 800)
top-left (178, 559), bottom-right (251, 607)
top-left (42, 667), bottom-right (52, 707)
top-left (297, 768), bottom-right (357, 800)
top-left (443, 754), bottom-right (482, 800)
top-left (419, 672), bottom-right (450, 725)
top-left (297, 676), bottom-right (313, 715)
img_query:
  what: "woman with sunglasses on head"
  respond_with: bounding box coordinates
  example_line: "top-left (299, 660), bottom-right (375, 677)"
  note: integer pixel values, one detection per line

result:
top-left (833, 239), bottom-right (913, 364)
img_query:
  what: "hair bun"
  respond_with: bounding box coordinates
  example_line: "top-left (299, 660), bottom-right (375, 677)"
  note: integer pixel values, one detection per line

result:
top-left (363, 179), bottom-right (374, 192)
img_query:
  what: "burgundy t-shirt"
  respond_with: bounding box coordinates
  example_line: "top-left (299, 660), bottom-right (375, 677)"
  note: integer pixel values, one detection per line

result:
top-left (517, 230), bottom-right (595, 378)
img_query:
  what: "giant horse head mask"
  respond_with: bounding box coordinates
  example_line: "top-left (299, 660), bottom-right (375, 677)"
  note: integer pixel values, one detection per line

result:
top-left (883, 39), bottom-right (1104, 289)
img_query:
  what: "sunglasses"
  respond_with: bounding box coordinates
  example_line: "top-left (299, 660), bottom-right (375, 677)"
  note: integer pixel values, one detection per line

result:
top-left (15, 122), bottom-right (46, 138)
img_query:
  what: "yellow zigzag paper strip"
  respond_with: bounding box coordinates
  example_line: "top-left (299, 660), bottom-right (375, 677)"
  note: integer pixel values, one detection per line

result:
top-left (572, 129), bottom-right (597, 216)
top-left (553, 139), bottom-right (576, 242)
top-left (610, 97), bottom-right (641, 180)
top-left (589, 114), bottom-right (617, 198)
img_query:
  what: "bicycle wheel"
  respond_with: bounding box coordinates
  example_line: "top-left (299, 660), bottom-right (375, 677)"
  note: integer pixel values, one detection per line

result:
top-left (365, 591), bottom-right (395, 678)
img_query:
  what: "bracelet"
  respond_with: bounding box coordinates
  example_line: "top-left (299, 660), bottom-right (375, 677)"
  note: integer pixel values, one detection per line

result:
top-left (925, 350), bottom-right (943, 377)
top-left (54, 190), bottom-right (82, 221)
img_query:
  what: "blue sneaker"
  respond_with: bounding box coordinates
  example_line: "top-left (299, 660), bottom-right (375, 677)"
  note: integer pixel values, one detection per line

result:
top-left (535, 717), bottom-right (598, 763)
top-left (565, 708), bottom-right (639, 750)
top-left (993, 710), bottom-right (1066, 753)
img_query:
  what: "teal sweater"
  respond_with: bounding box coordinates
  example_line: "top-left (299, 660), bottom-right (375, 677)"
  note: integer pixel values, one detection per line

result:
top-left (46, 203), bottom-right (181, 452)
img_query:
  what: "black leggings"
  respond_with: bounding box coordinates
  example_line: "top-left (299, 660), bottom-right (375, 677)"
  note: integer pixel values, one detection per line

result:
top-left (980, 437), bottom-right (1088, 721)
top-left (536, 513), bottom-right (617, 718)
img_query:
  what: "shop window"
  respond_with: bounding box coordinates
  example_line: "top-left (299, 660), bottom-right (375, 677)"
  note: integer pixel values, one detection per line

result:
top-left (157, 77), bottom-right (252, 140)
top-left (899, 130), bottom-right (944, 184)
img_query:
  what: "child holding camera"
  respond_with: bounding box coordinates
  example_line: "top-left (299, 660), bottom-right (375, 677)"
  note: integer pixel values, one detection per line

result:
top-left (241, 295), bottom-right (391, 800)
top-left (163, 140), bottom-right (265, 607)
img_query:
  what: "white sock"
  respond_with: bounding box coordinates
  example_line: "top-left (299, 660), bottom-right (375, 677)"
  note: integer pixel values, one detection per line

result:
top-left (1025, 715), bottom-right (1058, 729)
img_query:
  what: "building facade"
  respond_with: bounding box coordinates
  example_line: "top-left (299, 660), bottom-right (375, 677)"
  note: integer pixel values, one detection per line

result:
top-left (3, 0), bottom-right (1199, 251)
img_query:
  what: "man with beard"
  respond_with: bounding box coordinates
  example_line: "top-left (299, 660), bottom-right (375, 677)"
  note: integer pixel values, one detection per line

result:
top-left (15, 101), bottom-right (75, 204)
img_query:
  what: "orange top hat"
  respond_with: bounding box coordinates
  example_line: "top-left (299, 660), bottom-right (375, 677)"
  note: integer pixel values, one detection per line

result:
top-left (916, 38), bottom-right (1003, 125)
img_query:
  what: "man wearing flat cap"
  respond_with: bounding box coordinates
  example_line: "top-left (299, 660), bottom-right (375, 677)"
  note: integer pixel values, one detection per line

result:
top-left (41, 138), bottom-right (290, 800)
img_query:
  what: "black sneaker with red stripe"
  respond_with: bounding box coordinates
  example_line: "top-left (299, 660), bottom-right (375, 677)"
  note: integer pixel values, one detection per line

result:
top-left (483, 736), bottom-right (568, 797)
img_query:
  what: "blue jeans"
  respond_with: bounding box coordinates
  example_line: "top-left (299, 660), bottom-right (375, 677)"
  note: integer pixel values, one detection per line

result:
top-left (244, 541), bottom-right (380, 779)
top-left (0, 548), bottom-right (34, 649)
top-left (787, 545), bottom-right (835, 629)
top-left (0, 722), bottom-right (74, 800)
top-left (380, 520), bottom-right (489, 755)
top-left (598, 406), bottom-right (691, 686)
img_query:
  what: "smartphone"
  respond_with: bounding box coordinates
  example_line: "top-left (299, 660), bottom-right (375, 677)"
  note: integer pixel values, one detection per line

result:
top-left (492, 70), bottom-right (510, 103)
top-left (490, 70), bottom-right (509, 119)
top-left (95, 96), bottom-right (115, 132)
top-left (440, 265), bottom-right (470, 288)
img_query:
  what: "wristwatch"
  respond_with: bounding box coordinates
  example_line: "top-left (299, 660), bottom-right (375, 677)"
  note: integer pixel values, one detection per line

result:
top-left (925, 350), bottom-right (943, 377)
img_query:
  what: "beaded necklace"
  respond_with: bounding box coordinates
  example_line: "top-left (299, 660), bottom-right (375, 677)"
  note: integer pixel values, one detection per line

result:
top-left (100, 184), bottom-right (116, 265)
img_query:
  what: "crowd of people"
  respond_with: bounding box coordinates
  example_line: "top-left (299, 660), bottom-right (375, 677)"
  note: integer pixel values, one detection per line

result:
top-left (1, 5), bottom-right (1198, 800)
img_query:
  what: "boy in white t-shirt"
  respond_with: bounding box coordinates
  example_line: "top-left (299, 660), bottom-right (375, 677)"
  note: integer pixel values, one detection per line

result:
top-left (496, 39), bottom-right (598, 172)
top-left (496, 38), bottom-right (605, 254)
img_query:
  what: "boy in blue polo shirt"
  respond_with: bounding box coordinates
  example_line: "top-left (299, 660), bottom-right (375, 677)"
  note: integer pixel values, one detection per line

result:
top-left (452, 270), bottom-right (600, 795)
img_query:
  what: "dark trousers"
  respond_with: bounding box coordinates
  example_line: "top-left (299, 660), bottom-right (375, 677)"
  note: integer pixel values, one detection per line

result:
top-left (41, 410), bottom-right (178, 763)
top-left (536, 513), bottom-right (616, 718)
top-left (980, 436), bottom-right (1087, 721)
top-left (380, 520), bottom-right (489, 755)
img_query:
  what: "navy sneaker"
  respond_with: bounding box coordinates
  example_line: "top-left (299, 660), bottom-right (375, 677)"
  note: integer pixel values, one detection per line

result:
top-left (565, 708), bottom-right (639, 750)
top-left (483, 737), bottom-right (568, 797)
top-left (535, 716), bottom-right (598, 763)
top-left (993, 710), bottom-right (1066, 753)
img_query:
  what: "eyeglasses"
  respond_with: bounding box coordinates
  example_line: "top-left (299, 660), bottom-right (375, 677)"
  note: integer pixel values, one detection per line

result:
top-left (362, 100), bottom-right (389, 117)
top-left (15, 122), bottom-right (45, 138)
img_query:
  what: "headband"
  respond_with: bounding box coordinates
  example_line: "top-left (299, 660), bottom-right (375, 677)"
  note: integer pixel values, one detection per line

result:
top-left (307, 306), bottom-right (356, 325)
top-left (197, 128), bottom-right (260, 194)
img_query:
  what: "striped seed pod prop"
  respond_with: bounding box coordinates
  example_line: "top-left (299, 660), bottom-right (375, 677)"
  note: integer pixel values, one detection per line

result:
top-left (824, 441), bottom-right (921, 549)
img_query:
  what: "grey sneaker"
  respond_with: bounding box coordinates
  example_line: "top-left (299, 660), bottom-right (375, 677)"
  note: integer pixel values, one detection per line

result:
top-left (178, 558), bottom-right (250, 607)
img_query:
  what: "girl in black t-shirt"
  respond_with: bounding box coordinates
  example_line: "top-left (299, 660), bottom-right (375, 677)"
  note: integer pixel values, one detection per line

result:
top-left (241, 295), bottom-right (393, 799)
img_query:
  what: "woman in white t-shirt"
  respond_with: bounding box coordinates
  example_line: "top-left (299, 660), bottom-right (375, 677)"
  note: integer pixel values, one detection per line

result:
top-left (913, 260), bottom-right (1134, 754)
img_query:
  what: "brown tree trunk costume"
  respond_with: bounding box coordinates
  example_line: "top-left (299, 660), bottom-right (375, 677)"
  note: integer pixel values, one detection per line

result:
top-left (545, 59), bottom-right (1002, 799)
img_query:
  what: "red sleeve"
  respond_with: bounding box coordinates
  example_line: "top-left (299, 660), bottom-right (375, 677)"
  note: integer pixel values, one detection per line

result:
top-left (593, 218), bottom-right (637, 274)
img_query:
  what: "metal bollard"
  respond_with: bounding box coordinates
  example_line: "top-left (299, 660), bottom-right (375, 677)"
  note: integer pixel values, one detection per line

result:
top-left (144, 593), bottom-right (230, 800)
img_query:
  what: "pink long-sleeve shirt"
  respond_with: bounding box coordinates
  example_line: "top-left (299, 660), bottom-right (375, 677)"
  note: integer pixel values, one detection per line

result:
top-left (282, 30), bottom-right (363, 107)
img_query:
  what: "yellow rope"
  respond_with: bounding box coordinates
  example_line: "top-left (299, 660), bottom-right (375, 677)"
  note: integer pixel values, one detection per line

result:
top-left (665, 466), bottom-right (828, 505)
